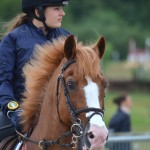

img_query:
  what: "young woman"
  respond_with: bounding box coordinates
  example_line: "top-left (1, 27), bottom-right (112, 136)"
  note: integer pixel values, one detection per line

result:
top-left (0, 0), bottom-right (71, 140)
top-left (109, 94), bottom-right (132, 132)
top-left (107, 94), bottom-right (133, 150)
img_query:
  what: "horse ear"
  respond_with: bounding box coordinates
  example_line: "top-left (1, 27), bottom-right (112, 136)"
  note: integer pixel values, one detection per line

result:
top-left (64, 35), bottom-right (76, 60)
top-left (93, 37), bottom-right (105, 59)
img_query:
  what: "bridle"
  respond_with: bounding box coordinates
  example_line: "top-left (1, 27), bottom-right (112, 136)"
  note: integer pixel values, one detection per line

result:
top-left (15, 59), bottom-right (104, 150)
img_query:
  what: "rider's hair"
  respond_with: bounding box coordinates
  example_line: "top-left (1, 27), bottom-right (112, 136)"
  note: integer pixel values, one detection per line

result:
top-left (113, 94), bottom-right (128, 106)
top-left (3, 13), bottom-right (30, 36)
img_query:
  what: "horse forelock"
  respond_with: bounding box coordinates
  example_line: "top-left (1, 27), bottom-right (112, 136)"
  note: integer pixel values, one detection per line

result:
top-left (76, 45), bottom-right (102, 79)
top-left (21, 37), bottom-right (102, 132)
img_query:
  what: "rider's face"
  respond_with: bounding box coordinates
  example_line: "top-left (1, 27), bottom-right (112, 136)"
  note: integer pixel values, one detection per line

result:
top-left (44, 6), bottom-right (65, 28)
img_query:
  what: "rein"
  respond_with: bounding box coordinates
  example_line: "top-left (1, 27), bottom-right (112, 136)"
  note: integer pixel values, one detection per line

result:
top-left (15, 59), bottom-right (104, 150)
top-left (0, 124), bottom-right (13, 131)
top-left (15, 129), bottom-right (74, 149)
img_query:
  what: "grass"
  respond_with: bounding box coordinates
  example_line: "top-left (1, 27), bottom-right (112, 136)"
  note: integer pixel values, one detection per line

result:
top-left (104, 90), bottom-right (150, 133)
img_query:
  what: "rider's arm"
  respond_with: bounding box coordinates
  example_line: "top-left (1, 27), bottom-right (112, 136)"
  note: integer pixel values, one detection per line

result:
top-left (0, 33), bottom-right (17, 115)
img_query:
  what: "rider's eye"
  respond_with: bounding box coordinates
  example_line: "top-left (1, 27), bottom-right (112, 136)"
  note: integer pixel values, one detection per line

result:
top-left (66, 81), bottom-right (76, 91)
top-left (54, 7), bottom-right (61, 10)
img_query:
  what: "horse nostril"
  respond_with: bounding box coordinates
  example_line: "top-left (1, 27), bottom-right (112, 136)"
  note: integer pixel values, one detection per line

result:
top-left (88, 132), bottom-right (94, 139)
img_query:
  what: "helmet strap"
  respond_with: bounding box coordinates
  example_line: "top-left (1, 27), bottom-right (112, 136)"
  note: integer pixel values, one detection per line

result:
top-left (30, 6), bottom-right (50, 31)
top-left (38, 6), bottom-right (50, 31)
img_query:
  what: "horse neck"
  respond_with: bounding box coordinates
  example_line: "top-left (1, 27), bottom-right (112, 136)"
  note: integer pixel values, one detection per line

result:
top-left (28, 68), bottom-right (71, 149)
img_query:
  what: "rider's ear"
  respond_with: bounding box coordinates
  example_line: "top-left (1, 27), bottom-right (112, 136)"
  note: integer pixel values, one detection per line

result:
top-left (35, 8), bottom-right (39, 17)
top-left (64, 35), bottom-right (76, 60)
top-left (93, 37), bottom-right (105, 59)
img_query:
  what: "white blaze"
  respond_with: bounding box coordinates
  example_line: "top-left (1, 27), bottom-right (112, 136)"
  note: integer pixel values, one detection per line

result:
top-left (84, 77), bottom-right (105, 127)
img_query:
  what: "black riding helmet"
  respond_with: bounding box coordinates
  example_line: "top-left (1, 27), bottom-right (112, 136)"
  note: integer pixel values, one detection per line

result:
top-left (22, 0), bottom-right (69, 30)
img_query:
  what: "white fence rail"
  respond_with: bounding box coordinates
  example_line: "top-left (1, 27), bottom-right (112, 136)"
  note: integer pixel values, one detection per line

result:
top-left (104, 133), bottom-right (150, 150)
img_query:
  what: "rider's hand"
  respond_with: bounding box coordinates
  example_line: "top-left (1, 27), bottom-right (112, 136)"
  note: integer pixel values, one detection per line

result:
top-left (8, 109), bottom-right (23, 132)
top-left (6, 101), bottom-right (23, 132)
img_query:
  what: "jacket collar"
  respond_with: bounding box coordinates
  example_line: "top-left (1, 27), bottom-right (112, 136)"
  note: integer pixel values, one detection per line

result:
top-left (120, 106), bottom-right (131, 114)
top-left (27, 20), bottom-right (56, 36)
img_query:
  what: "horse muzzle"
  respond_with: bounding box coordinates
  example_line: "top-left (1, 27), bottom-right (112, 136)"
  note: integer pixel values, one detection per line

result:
top-left (81, 124), bottom-right (108, 150)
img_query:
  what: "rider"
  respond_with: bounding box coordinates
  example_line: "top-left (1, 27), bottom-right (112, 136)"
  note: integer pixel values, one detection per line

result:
top-left (0, 0), bottom-right (71, 140)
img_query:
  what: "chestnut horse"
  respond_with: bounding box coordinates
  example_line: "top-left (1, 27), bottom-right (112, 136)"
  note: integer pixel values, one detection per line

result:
top-left (6, 35), bottom-right (108, 150)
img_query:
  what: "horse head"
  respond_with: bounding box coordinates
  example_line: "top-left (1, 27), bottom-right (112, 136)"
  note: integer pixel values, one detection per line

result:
top-left (56, 35), bottom-right (108, 150)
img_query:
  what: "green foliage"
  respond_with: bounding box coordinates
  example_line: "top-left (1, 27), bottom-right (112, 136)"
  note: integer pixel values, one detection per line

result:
top-left (0, 0), bottom-right (21, 21)
top-left (0, 0), bottom-right (150, 59)
top-left (63, 0), bottom-right (150, 59)
top-left (103, 42), bottom-right (113, 62)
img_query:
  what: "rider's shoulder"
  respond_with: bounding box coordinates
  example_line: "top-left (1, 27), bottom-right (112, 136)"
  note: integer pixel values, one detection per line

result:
top-left (10, 23), bottom-right (29, 37)
top-left (2, 23), bottom-right (29, 42)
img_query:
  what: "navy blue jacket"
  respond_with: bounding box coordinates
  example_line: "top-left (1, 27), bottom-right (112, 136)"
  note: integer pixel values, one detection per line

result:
top-left (0, 21), bottom-right (70, 114)
top-left (109, 109), bottom-right (131, 132)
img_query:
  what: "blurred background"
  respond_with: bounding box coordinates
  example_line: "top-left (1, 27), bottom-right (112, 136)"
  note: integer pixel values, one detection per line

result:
top-left (0, 0), bottom-right (150, 149)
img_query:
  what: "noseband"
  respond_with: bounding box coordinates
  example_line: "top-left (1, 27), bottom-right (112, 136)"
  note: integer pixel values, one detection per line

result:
top-left (16, 59), bottom-right (104, 150)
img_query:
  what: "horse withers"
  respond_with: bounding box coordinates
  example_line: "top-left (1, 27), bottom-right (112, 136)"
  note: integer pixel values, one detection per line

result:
top-left (0, 35), bottom-right (108, 150)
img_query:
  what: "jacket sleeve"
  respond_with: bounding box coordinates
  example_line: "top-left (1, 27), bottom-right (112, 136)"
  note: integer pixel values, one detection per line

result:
top-left (0, 34), bottom-right (17, 115)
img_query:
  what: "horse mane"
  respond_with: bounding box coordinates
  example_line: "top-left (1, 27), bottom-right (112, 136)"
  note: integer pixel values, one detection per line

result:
top-left (21, 37), bottom-right (102, 132)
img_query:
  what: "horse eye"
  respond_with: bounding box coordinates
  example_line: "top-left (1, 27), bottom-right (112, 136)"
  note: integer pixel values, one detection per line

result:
top-left (66, 81), bottom-right (76, 91)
